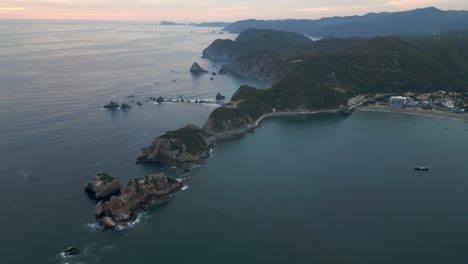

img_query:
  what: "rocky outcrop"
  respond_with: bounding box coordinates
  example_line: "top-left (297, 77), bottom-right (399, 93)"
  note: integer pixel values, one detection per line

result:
top-left (216, 92), bottom-right (226, 101)
top-left (103, 101), bottom-right (120, 110)
top-left (156, 96), bottom-right (164, 103)
top-left (137, 125), bottom-right (210, 167)
top-left (84, 173), bottom-right (121, 200)
top-left (95, 173), bottom-right (183, 227)
top-left (62, 247), bottom-right (82, 257)
top-left (121, 103), bottom-right (132, 110)
top-left (190, 62), bottom-right (208, 74)
top-left (101, 216), bottom-right (116, 229)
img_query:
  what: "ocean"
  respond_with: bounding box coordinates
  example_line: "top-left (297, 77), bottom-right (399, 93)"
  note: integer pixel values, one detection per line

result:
top-left (1, 20), bottom-right (468, 264)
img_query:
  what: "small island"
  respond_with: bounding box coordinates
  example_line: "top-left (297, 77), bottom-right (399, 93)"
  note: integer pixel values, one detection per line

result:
top-left (86, 173), bottom-right (183, 229)
top-left (189, 62), bottom-right (209, 74)
top-left (160, 21), bottom-right (185, 26)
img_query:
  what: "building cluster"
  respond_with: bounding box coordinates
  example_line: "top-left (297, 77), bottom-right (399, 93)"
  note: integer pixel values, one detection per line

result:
top-left (389, 91), bottom-right (467, 113)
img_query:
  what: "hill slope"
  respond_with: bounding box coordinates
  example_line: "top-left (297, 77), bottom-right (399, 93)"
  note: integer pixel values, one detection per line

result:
top-left (224, 7), bottom-right (468, 38)
top-left (203, 29), bottom-right (468, 135)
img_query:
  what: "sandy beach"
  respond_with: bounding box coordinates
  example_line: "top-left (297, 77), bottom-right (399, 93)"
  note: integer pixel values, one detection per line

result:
top-left (357, 105), bottom-right (468, 121)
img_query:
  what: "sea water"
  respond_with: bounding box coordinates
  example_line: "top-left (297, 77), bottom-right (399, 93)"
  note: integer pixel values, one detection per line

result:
top-left (1, 20), bottom-right (468, 264)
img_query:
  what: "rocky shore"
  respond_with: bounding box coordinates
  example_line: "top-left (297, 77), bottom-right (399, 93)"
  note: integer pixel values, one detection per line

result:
top-left (87, 173), bottom-right (182, 229)
top-left (136, 125), bottom-right (212, 168)
top-left (84, 173), bottom-right (121, 200)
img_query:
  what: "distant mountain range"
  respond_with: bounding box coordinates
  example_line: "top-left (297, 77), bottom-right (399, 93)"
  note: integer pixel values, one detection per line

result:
top-left (223, 7), bottom-right (468, 38)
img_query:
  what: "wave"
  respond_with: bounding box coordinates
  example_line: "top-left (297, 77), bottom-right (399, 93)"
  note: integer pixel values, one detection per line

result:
top-left (86, 222), bottom-right (102, 231)
top-left (19, 170), bottom-right (29, 182)
top-left (86, 211), bottom-right (149, 232)
top-left (115, 212), bottom-right (148, 231)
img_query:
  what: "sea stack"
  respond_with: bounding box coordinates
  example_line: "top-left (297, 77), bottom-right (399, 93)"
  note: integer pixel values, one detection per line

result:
top-left (190, 62), bottom-right (208, 74)
top-left (120, 103), bottom-right (132, 110)
top-left (103, 101), bottom-right (120, 110)
top-left (216, 92), bottom-right (226, 101)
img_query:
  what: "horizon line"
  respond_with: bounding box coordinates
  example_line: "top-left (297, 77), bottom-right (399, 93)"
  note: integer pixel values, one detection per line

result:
top-left (0, 6), bottom-right (466, 23)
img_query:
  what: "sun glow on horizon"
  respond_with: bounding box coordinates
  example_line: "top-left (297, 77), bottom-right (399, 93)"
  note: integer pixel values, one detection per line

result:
top-left (0, 0), bottom-right (467, 20)
top-left (0, 7), bottom-right (25, 11)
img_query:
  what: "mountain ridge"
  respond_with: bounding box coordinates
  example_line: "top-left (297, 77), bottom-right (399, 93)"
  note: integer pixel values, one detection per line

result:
top-left (223, 7), bottom-right (468, 38)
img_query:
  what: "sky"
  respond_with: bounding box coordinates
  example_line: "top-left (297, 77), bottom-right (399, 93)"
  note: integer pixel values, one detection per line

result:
top-left (0, 0), bottom-right (468, 21)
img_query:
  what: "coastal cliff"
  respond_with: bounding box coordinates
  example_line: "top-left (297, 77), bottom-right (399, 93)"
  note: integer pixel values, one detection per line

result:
top-left (202, 39), bottom-right (240, 60)
top-left (203, 29), bottom-right (312, 82)
top-left (137, 125), bottom-right (210, 167)
top-left (220, 50), bottom-right (287, 82)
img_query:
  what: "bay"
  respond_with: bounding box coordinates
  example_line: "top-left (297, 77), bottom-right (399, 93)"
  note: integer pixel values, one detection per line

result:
top-left (1, 21), bottom-right (468, 264)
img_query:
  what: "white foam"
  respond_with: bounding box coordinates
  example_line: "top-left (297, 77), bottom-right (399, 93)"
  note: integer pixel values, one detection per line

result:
top-left (86, 222), bottom-right (102, 231)
top-left (19, 170), bottom-right (29, 182)
top-left (115, 212), bottom-right (148, 230)
top-left (181, 185), bottom-right (189, 191)
top-left (204, 104), bottom-right (221, 109)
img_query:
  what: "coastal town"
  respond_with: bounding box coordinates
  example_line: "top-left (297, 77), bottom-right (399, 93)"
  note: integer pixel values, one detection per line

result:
top-left (350, 91), bottom-right (468, 119)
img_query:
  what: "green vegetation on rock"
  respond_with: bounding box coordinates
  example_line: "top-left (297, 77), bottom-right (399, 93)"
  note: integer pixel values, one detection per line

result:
top-left (97, 173), bottom-right (115, 184)
top-left (204, 29), bottom-right (468, 134)
top-left (162, 126), bottom-right (207, 155)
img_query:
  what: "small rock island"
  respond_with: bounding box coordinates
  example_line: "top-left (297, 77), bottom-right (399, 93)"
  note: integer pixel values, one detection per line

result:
top-left (84, 173), bottom-right (121, 200)
top-left (85, 172), bottom-right (182, 229)
top-left (189, 62), bottom-right (208, 74)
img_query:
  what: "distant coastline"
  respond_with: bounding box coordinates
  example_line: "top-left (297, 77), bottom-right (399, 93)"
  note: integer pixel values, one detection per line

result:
top-left (357, 105), bottom-right (468, 121)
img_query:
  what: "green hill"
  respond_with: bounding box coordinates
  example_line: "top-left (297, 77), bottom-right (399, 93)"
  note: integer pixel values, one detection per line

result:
top-left (223, 7), bottom-right (468, 38)
top-left (203, 29), bottom-right (468, 135)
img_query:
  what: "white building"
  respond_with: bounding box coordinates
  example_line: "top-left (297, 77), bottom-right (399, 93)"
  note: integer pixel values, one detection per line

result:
top-left (390, 96), bottom-right (408, 108)
top-left (443, 100), bottom-right (455, 110)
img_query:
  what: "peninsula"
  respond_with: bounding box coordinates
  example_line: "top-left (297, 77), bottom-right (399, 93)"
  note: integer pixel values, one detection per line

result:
top-left (138, 27), bottom-right (468, 167)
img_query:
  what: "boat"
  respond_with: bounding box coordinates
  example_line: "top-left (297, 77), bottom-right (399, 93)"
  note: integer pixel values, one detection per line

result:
top-left (414, 166), bottom-right (429, 171)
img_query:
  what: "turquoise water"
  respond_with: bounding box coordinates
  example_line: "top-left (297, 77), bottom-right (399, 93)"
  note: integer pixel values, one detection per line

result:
top-left (1, 21), bottom-right (468, 264)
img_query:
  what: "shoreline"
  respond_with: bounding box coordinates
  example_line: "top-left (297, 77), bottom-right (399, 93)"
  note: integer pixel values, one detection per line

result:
top-left (254, 109), bottom-right (339, 127)
top-left (205, 109), bottom-right (341, 142)
top-left (356, 105), bottom-right (468, 122)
